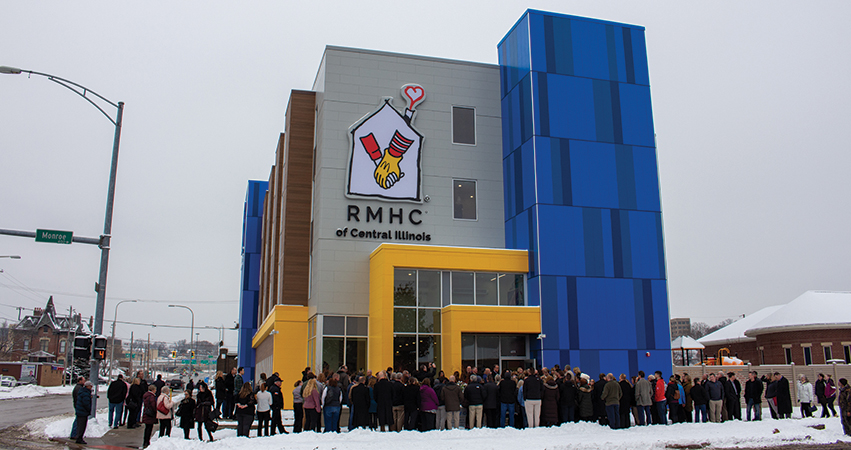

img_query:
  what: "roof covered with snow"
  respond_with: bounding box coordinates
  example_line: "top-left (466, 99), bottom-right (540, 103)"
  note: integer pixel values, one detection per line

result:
top-left (745, 291), bottom-right (851, 336)
top-left (698, 305), bottom-right (783, 346)
top-left (672, 336), bottom-right (704, 349)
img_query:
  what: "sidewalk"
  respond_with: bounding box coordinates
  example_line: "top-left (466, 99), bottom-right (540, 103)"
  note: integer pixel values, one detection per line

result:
top-left (51, 425), bottom-right (144, 450)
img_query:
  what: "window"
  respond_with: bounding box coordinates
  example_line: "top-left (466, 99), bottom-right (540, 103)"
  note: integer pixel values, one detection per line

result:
top-left (59, 340), bottom-right (66, 355)
top-left (453, 180), bottom-right (477, 220)
top-left (22, 340), bottom-right (29, 351)
top-left (393, 269), bottom-right (441, 372)
top-left (321, 315), bottom-right (368, 373)
top-left (452, 106), bottom-right (476, 145)
top-left (460, 334), bottom-right (528, 370)
top-left (824, 346), bottom-right (833, 362)
top-left (845, 345), bottom-right (851, 364)
top-left (40, 339), bottom-right (49, 352)
top-left (402, 269), bottom-right (526, 307)
top-left (784, 348), bottom-right (792, 364)
top-left (803, 347), bottom-right (812, 365)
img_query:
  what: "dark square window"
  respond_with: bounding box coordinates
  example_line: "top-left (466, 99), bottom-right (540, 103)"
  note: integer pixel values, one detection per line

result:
top-left (452, 106), bottom-right (476, 145)
top-left (453, 180), bottom-right (477, 220)
top-left (784, 348), bottom-right (792, 364)
top-left (803, 347), bottom-right (812, 365)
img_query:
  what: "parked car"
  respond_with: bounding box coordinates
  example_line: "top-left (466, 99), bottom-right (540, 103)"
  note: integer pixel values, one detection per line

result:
top-left (168, 378), bottom-right (184, 390)
top-left (0, 376), bottom-right (17, 387)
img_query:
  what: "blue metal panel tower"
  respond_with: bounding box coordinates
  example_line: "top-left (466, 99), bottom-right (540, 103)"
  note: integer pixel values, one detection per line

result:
top-left (499, 10), bottom-right (671, 377)
top-left (237, 180), bottom-right (268, 383)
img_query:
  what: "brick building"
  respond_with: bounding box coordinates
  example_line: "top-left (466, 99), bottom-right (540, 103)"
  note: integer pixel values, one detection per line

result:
top-left (699, 291), bottom-right (851, 365)
top-left (670, 317), bottom-right (691, 339)
top-left (6, 297), bottom-right (91, 365)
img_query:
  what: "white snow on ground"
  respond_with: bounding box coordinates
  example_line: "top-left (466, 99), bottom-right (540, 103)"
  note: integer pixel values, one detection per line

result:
top-left (40, 410), bottom-right (113, 439)
top-left (0, 383), bottom-right (107, 400)
top-left (32, 393), bottom-right (185, 439)
top-left (144, 416), bottom-right (851, 450)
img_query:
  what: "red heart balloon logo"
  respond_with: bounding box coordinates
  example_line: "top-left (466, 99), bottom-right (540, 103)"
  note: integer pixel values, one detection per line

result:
top-left (404, 85), bottom-right (425, 106)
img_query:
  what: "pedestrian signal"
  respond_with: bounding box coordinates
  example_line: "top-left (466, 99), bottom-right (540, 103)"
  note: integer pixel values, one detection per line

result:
top-left (73, 335), bottom-right (92, 359)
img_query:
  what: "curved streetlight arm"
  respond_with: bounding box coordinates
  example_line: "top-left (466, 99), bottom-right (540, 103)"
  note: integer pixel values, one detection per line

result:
top-left (168, 305), bottom-right (195, 375)
top-left (0, 66), bottom-right (118, 125)
top-left (109, 300), bottom-right (138, 376)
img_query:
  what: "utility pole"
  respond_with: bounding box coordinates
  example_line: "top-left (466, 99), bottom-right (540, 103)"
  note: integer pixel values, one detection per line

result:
top-left (146, 334), bottom-right (150, 377)
top-left (129, 331), bottom-right (134, 374)
top-left (64, 306), bottom-right (74, 386)
top-left (17, 307), bottom-right (23, 321)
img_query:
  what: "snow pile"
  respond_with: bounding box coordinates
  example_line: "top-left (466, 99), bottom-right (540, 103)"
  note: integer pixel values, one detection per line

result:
top-left (41, 411), bottom-right (112, 439)
top-left (0, 383), bottom-right (106, 400)
top-left (0, 384), bottom-right (50, 399)
top-left (144, 416), bottom-right (851, 450)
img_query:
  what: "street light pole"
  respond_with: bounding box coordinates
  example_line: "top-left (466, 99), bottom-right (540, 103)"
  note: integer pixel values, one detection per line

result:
top-left (168, 305), bottom-right (194, 377)
top-left (109, 300), bottom-right (138, 377)
top-left (1, 65), bottom-right (124, 417)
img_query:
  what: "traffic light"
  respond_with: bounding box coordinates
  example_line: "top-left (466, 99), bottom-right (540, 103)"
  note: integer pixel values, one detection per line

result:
top-left (191, 351), bottom-right (195, 359)
top-left (171, 350), bottom-right (177, 358)
top-left (73, 335), bottom-right (92, 359)
top-left (92, 336), bottom-right (108, 360)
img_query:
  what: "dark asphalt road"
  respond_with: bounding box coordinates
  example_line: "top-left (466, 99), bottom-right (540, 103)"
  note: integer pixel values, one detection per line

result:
top-left (0, 393), bottom-right (73, 430)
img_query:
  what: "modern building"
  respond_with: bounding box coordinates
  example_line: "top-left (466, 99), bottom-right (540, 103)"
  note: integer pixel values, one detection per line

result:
top-left (670, 317), bottom-right (691, 339)
top-left (236, 180), bottom-right (268, 383)
top-left (699, 291), bottom-right (851, 365)
top-left (239, 9), bottom-right (672, 403)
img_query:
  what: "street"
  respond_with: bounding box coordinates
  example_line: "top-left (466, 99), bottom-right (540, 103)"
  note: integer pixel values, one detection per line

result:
top-left (0, 393), bottom-right (73, 431)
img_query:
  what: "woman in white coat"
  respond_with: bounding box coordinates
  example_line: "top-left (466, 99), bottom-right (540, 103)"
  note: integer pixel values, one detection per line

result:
top-left (797, 376), bottom-right (815, 418)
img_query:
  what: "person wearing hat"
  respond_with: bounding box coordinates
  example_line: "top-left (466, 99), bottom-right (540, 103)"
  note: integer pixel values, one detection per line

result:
top-left (74, 381), bottom-right (93, 444)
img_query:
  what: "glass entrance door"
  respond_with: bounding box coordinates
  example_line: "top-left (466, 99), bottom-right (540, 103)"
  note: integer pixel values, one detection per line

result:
top-left (460, 334), bottom-right (530, 373)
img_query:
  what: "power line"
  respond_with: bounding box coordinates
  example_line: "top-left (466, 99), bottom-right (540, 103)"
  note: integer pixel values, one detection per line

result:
top-left (0, 283), bottom-right (237, 304)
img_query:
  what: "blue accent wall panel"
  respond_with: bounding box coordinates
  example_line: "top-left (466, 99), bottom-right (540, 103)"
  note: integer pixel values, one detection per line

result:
top-left (238, 180), bottom-right (268, 383)
top-left (500, 10), bottom-right (671, 374)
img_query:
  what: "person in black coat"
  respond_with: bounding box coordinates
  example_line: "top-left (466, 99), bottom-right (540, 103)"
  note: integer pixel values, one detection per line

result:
top-left (74, 382), bottom-right (93, 445)
top-left (618, 375), bottom-right (633, 428)
top-left (592, 374), bottom-right (607, 425)
top-left (214, 371), bottom-right (227, 418)
top-left (374, 372), bottom-right (394, 431)
top-left (127, 377), bottom-right (145, 429)
top-left (176, 390), bottom-right (197, 439)
top-left (414, 363), bottom-right (437, 382)
top-left (390, 374), bottom-right (405, 432)
top-left (223, 369), bottom-right (235, 419)
top-left (725, 372), bottom-right (742, 420)
top-left (194, 382), bottom-right (215, 441)
top-left (483, 377), bottom-right (500, 428)
top-left (268, 379), bottom-right (288, 435)
top-left (744, 371), bottom-right (764, 421)
top-left (350, 376), bottom-right (372, 429)
top-left (107, 375), bottom-right (128, 429)
top-left (499, 372), bottom-right (518, 427)
top-left (558, 373), bottom-right (577, 424)
top-left (403, 377), bottom-right (421, 430)
top-left (690, 379), bottom-right (709, 423)
top-left (774, 373), bottom-right (792, 418)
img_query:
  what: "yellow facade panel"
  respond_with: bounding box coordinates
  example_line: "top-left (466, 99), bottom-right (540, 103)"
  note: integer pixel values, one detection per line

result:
top-left (252, 305), bottom-right (308, 409)
top-left (369, 243), bottom-right (534, 375)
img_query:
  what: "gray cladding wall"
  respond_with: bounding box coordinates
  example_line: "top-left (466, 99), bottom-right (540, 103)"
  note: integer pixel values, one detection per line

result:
top-left (309, 47), bottom-right (505, 318)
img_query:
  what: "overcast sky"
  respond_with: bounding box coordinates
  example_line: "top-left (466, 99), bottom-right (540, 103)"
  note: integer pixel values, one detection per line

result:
top-left (1, 1), bottom-right (849, 348)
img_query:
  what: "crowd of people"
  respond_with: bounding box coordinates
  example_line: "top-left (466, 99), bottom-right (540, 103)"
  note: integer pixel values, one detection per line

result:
top-left (68, 364), bottom-right (851, 446)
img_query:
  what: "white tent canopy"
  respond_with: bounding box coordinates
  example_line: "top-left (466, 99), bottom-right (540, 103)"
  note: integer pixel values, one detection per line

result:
top-left (671, 336), bottom-right (704, 349)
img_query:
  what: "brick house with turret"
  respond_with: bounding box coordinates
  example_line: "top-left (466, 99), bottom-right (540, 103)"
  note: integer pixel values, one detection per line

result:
top-left (5, 297), bottom-right (91, 365)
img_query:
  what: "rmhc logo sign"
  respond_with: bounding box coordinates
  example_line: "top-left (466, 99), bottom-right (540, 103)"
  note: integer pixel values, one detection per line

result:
top-left (346, 84), bottom-right (425, 202)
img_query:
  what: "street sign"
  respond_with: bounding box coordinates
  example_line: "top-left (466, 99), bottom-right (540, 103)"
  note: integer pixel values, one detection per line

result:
top-left (35, 229), bottom-right (73, 244)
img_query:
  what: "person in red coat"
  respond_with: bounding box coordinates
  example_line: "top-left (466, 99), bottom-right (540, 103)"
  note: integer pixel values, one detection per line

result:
top-left (141, 385), bottom-right (158, 448)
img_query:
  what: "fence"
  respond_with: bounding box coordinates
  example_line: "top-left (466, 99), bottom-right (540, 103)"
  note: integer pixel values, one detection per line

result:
top-left (674, 363), bottom-right (851, 408)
